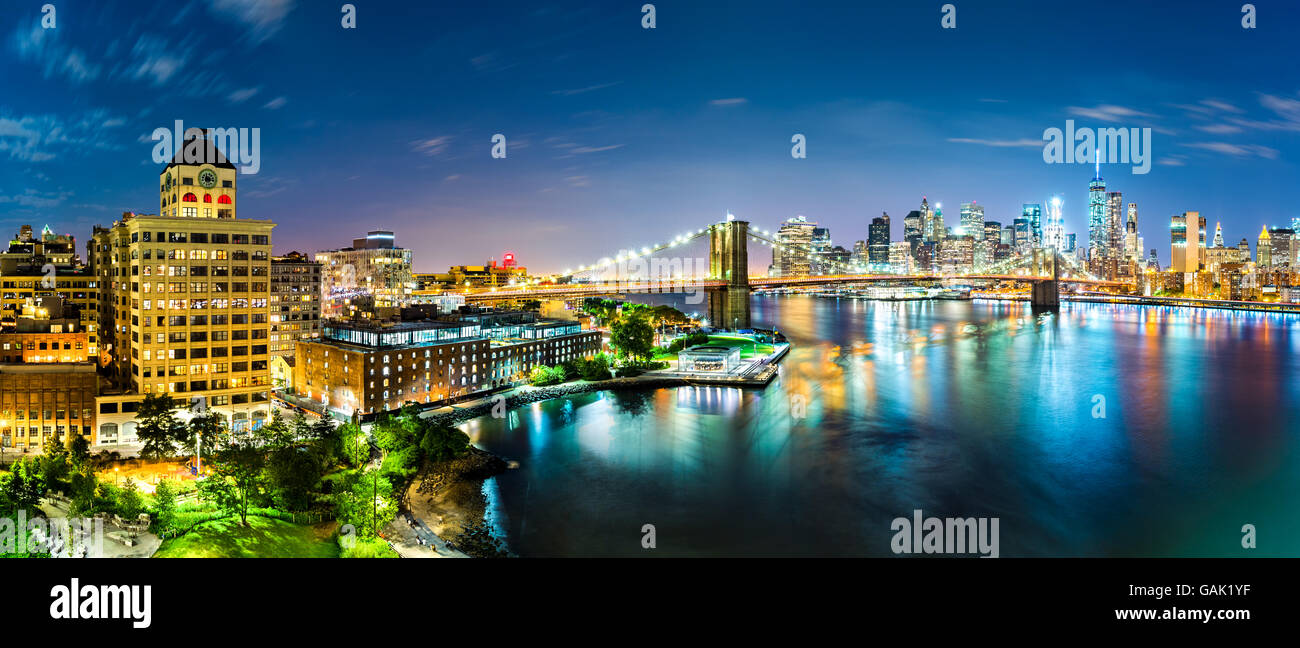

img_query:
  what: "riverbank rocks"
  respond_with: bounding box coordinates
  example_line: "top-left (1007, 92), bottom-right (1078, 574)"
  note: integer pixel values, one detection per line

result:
top-left (416, 447), bottom-right (508, 496)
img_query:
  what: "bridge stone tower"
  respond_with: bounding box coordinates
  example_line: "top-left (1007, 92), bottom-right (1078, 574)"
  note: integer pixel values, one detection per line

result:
top-left (1030, 248), bottom-right (1060, 307)
top-left (707, 219), bottom-right (751, 329)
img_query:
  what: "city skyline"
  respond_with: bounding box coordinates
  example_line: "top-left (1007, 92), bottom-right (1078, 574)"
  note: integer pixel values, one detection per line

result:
top-left (3, 1), bottom-right (1300, 274)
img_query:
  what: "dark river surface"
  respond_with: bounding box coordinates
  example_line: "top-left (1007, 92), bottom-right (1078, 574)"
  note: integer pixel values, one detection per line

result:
top-left (459, 295), bottom-right (1300, 556)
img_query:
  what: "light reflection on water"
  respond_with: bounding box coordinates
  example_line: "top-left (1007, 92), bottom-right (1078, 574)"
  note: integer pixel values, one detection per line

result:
top-left (461, 295), bottom-right (1300, 557)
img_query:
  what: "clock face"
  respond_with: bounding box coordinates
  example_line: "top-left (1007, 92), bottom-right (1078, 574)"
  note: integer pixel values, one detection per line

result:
top-left (198, 169), bottom-right (218, 188)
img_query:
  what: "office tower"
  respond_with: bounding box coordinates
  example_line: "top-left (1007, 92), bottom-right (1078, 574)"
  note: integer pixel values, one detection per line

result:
top-left (1013, 218), bottom-right (1031, 255)
top-left (270, 252), bottom-right (322, 357)
top-left (983, 221), bottom-right (1002, 247)
top-left (770, 216), bottom-right (817, 277)
top-left (939, 236), bottom-right (975, 274)
top-left (1238, 238), bottom-right (1251, 262)
top-left (1104, 191), bottom-right (1123, 257)
top-left (1065, 233), bottom-right (1077, 254)
top-left (851, 240), bottom-right (868, 267)
top-left (1087, 154), bottom-right (1106, 253)
top-left (1257, 227), bottom-right (1272, 266)
top-left (92, 139), bottom-right (276, 434)
top-left (1124, 203), bottom-right (1140, 261)
top-left (316, 230), bottom-right (415, 317)
top-left (1022, 203), bottom-right (1043, 248)
top-left (959, 202), bottom-right (984, 237)
top-left (1170, 212), bottom-right (1204, 274)
top-left (1268, 228), bottom-right (1294, 268)
top-left (903, 210), bottom-right (923, 253)
top-left (868, 212), bottom-right (891, 269)
top-left (1001, 225), bottom-right (1014, 246)
top-left (1043, 197), bottom-right (1065, 250)
top-left (921, 198), bottom-right (944, 243)
top-left (1212, 222), bottom-right (1225, 248)
top-left (888, 242), bottom-right (913, 274)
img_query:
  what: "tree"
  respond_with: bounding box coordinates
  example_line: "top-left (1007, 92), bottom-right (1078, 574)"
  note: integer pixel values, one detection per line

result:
top-left (188, 411), bottom-right (226, 458)
top-left (67, 435), bottom-right (91, 472)
top-left (338, 469), bottom-right (397, 539)
top-left (0, 458), bottom-right (45, 516)
top-left (338, 423), bottom-right (369, 468)
top-left (610, 315), bottom-right (655, 364)
top-left (579, 354), bottom-right (612, 381)
top-left (36, 441), bottom-right (70, 490)
top-left (266, 446), bottom-right (322, 512)
top-left (529, 365), bottom-right (566, 386)
top-left (68, 469), bottom-right (98, 517)
top-left (135, 393), bottom-right (187, 460)
top-left (199, 433), bottom-right (268, 526)
top-left (153, 480), bottom-right (177, 531)
top-left (419, 425), bottom-right (471, 462)
top-left (116, 480), bottom-right (143, 519)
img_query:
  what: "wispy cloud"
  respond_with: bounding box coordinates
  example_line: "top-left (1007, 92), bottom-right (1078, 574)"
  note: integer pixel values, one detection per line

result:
top-left (1067, 104), bottom-right (1155, 122)
top-left (1182, 141), bottom-right (1279, 159)
top-left (1195, 123), bottom-right (1243, 134)
top-left (551, 81), bottom-right (622, 96)
top-left (229, 87), bottom-right (260, 103)
top-left (947, 137), bottom-right (1041, 148)
top-left (411, 136), bottom-right (453, 156)
top-left (207, 0), bottom-right (296, 43)
top-left (9, 19), bottom-right (102, 83)
top-left (263, 96), bottom-right (287, 110)
top-left (570, 144), bottom-right (624, 154)
top-left (709, 98), bottom-right (748, 107)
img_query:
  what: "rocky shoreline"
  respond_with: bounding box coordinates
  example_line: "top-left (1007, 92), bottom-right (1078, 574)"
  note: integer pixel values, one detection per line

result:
top-left (405, 447), bottom-right (511, 557)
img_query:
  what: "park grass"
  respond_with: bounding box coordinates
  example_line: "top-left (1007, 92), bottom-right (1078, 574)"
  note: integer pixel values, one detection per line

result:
top-left (153, 515), bottom-right (340, 558)
top-left (655, 335), bottom-right (776, 361)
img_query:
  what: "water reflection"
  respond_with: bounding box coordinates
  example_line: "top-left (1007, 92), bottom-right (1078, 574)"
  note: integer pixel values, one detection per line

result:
top-left (466, 296), bottom-right (1300, 557)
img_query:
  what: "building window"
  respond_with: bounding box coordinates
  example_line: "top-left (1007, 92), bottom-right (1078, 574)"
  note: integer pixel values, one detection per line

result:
top-left (183, 193), bottom-right (197, 202)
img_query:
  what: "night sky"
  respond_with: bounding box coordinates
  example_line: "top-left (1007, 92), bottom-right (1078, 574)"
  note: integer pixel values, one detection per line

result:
top-left (3, 0), bottom-right (1298, 273)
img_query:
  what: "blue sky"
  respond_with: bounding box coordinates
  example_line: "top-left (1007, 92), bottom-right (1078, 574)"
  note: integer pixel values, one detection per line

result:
top-left (3, 0), bottom-right (1299, 273)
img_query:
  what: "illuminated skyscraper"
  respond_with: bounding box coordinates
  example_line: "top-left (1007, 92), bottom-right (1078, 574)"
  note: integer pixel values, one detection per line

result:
top-left (1022, 203), bottom-right (1042, 248)
top-left (1257, 226), bottom-right (1271, 267)
top-left (868, 212), bottom-right (891, 269)
top-left (1170, 212), bottom-right (1204, 274)
top-left (959, 202), bottom-right (984, 237)
top-left (1124, 203), bottom-right (1139, 261)
top-left (1088, 154), bottom-right (1106, 266)
top-left (1043, 197), bottom-right (1065, 250)
top-left (1212, 222), bottom-right (1224, 248)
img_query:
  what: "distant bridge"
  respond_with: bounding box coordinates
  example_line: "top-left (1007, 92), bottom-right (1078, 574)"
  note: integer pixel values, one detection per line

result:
top-left (459, 218), bottom-right (1125, 322)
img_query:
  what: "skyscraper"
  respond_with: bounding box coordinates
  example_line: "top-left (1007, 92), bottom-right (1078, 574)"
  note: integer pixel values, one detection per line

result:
top-left (93, 136), bottom-right (275, 432)
top-left (959, 202), bottom-right (984, 237)
top-left (902, 210), bottom-right (923, 254)
top-left (868, 212), bottom-right (891, 269)
top-left (1124, 203), bottom-right (1140, 261)
top-left (1212, 222), bottom-right (1225, 248)
top-left (1257, 226), bottom-right (1272, 267)
top-left (1013, 218), bottom-right (1031, 255)
top-left (1042, 197), bottom-right (1065, 250)
top-left (1022, 204), bottom-right (1042, 248)
top-left (1170, 212), bottom-right (1204, 274)
top-left (1268, 227), bottom-right (1294, 268)
top-left (1088, 156), bottom-right (1106, 267)
top-left (770, 216), bottom-right (817, 277)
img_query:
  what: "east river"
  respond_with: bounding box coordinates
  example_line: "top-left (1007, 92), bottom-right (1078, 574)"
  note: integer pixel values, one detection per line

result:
top-left (459, 295), bottom-right (1300, 556)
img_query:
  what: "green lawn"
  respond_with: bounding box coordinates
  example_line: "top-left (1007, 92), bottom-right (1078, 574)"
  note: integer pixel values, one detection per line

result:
top-left (655, 335), bottom-right (777, 361)
top-left (154, 515), bottom-right (340, 558)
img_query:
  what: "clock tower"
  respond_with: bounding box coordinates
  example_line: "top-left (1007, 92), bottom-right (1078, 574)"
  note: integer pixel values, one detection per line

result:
top-left (159, 132), bottom-right (238, 219)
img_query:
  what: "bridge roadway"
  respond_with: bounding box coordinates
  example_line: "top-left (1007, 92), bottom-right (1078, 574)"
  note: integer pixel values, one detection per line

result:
top-left (457, 273), bottom-right (1128, 302)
